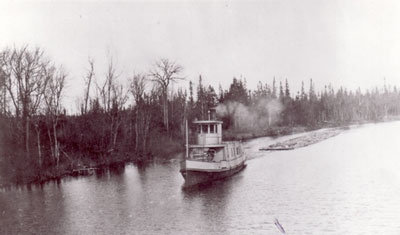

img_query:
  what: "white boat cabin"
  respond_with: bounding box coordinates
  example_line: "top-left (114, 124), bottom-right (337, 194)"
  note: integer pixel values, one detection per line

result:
top-left (194, 120), bottom-right (223, 145)
top-left (187, 120), bottom-right (244, 164)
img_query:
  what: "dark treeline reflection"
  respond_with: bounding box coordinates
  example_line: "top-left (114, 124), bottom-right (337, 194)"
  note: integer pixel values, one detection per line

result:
top-left (1, 46), bottom-right (399, 185)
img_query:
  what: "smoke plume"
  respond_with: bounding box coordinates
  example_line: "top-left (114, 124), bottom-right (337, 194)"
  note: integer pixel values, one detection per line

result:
top-left (216, 98), bottom-right (283, 132)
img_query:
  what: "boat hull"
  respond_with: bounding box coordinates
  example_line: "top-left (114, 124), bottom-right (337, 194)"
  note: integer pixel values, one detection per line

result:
top-left (180, 162), bottom-right (246, 187)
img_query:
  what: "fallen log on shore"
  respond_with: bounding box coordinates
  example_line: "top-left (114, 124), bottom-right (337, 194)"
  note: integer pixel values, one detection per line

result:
top-left (259, 147), bottom-right (295, 151)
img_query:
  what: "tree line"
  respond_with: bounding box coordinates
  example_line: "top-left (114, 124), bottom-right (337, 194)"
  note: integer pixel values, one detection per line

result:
top-left (0, 47), bottom-right (186, 184)
top-left (0, 46), bottom-right (399, 185)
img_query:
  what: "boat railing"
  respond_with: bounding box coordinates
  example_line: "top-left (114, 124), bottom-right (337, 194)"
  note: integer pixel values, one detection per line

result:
top-left (187, 154), bottom-right (219, 162)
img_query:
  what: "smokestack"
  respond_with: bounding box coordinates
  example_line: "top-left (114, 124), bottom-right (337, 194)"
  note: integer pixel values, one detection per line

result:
top-left (209, 108), bottom-right (216, 120)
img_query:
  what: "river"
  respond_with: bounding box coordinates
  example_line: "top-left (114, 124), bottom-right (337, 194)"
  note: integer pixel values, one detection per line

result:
top-left (1, 121), bottom-right (400, 234)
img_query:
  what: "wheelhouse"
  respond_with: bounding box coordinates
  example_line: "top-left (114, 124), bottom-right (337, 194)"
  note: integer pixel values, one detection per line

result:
top-left (193, 120), bottom-right (223, 145)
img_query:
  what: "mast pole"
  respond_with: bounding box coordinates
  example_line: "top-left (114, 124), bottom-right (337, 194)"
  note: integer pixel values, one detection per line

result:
top-left (186, 119), bottom-right (189, 159)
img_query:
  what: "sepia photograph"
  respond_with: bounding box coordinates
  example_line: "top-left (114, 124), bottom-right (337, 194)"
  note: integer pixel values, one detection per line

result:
top-left (1, 0), bottom-right (400, 234)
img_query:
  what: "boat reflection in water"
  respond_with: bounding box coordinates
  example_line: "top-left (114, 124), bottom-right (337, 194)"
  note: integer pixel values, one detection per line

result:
top-left (180, 109), bottom-right (247, 187)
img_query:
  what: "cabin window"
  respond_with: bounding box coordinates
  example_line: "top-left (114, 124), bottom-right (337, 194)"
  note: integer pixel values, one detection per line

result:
top-left (190, 148), bottom-right (206, 160)
top-left (202, 125), bottom-right (208, 133)
top-left (210, 124), bottom-right (215, 133)
top-left (197, 125), bottom-right (201, 134)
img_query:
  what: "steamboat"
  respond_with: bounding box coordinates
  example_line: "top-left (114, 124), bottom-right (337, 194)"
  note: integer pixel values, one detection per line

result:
top-left (180, 109), bottom-right (247, 186)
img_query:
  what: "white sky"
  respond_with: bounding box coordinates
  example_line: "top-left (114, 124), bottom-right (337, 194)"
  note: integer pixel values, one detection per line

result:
top-left (1, 0), bottom-right (400, 111)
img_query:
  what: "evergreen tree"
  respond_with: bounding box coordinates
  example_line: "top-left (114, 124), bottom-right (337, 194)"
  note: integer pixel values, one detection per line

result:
top-left (309, 78), bottom-right (316, 102)
top-left (224, 77), bottom-right (249, 104)
top-left (301, 81), bottom-right (307, 101)
top-left (279, 81), bottom-right (284, 101)
top-left (272, 77), bottom-right (277, 99)
top-left (189, 81), bottom-right (194, 105)
top-left (285, 79), bottom-right (290, 98)
top-left (196, 75), bottom-right (205, 119)
top-left (218, 84), bottom-right (224, 103)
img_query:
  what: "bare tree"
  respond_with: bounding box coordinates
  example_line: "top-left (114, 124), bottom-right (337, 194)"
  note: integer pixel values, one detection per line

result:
top-left (97, 58), bottom-right (119, 112)
top-left (96, 58), bottom-right (128, 151)
top-left (142, 88), bottom-right (158, 155)
top-left (149, 59), bottom-right (183, 132)
top-left (110, 82), bottom-right (128, 149)
top-left (0, 68), bottom-right (7, 115)
top-left (130, 73), bottom-right (146, 153)
top-left (83, 58), bottom-right (94, 114)
top-left (0, 46), bottom-right (49, 159)
top-left (44, 66), bottom-right (66, 167)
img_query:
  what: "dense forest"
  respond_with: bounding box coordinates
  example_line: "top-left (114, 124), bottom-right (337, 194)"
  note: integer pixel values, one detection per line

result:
top-left (1, 46), bottom-right (400, 186)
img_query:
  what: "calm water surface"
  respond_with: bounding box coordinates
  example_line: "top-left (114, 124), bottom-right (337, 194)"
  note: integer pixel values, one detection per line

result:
top-left (2, 121), bottom-right (400, 234)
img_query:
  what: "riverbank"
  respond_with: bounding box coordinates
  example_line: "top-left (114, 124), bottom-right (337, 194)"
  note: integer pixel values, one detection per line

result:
top-left (259, 118), bottom-right (400, 151)
top-left (0, 123), bottom-right (369, 189)
top-left (0, 137), bottom-right (184, 189)
top-left (225, 116), bottom-right (400, 142)
top-left (2, 118), bottom-right (399, 189)
top-left (0, 157), bottom-right (127, 189)
top-left (223, 126), bottom-right (308, 141)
